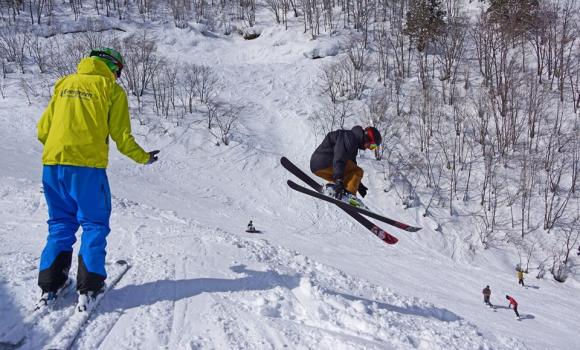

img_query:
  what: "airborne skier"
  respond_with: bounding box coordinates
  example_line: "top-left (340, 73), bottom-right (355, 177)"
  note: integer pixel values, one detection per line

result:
top-left (36, 48), bottom-right (159, 312)
top-left (309, 126), bottom-right (382, 208)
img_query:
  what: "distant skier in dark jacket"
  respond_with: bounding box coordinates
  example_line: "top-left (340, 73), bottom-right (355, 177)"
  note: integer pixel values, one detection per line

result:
top-left (310, 126), bottom-right (382, 208)
top-left (506, 295), bottom-right (520, 319)
top-left (482, 285), bottom-right (493, 307)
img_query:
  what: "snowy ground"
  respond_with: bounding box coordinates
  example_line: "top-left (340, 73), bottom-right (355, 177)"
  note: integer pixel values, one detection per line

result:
top-left (1, 8), bottom-right (580, 350)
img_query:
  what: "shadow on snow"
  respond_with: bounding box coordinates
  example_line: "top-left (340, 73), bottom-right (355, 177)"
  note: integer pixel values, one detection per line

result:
top-left (98, 265), bottom-right (462, 323)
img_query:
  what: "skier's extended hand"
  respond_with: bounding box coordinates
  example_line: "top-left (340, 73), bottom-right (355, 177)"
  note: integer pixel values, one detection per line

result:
top-left (334, 179), bottom-right (345, 200)
top-left (358, 183), bottom-right (368, 198)
top-left (147, 150), bottom-right (160, 164)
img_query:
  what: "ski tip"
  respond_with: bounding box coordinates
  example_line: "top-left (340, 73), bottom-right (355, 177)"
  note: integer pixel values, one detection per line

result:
top-left (405, 227), bottom-right (422, 232)
top-left (115, 259), bottom-right (129, 266)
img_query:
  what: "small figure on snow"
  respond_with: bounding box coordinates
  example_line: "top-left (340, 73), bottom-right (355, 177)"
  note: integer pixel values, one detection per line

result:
top-left (482, 285), bottom-right (493, 308)
top-left (246, 220), bottom-right (256, 233)
top-left (36, 48), bottom-right (159, 312)
top-left (577, 245), bottom-right (580, 256)
top-left (309, 126), bottom-right (382, 208)
top-left (506, 295), bottom-right (521, 319)
top-left (517, 269), bottom-right (526, 287)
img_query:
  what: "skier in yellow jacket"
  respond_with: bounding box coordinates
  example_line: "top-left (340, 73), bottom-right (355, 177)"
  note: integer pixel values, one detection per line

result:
top-left (517, 269), bottom-right (525, 287)
top-left (36, 48), bottom-right (159, 312)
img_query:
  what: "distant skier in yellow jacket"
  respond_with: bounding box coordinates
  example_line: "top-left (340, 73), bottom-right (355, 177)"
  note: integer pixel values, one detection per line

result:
top-left (36, 48), bottom-right (159, 312)
top-left (517, 269), bottom-right (525, 287)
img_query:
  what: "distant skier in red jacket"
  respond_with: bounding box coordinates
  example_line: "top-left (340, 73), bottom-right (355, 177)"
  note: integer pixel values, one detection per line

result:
top-left (506, 295), bottom-right (520, 319)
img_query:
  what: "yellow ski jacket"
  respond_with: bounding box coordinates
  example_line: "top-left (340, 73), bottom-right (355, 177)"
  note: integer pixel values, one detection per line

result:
top-left (37, 57), bottom-right (149, 168)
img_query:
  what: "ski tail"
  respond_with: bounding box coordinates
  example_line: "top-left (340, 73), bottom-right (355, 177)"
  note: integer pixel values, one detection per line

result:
top-left (281, 157), bottom-right (322, 191)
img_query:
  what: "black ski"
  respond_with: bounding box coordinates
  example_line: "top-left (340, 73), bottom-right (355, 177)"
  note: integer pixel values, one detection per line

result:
top-left (281, 157), bottom-right (398, 245)
top-left (288, 180), bottom-right (421, 232)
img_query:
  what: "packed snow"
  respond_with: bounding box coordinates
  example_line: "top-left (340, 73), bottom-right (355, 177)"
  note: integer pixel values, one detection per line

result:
top-left (1, 4), bottom-right (580, 350)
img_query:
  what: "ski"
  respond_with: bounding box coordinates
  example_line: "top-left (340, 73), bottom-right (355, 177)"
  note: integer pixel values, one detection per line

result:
top-left (0, 278), bottom-right (75, 348)
top-left (280, 157), bottom-right (398, 245)
top-left (281, 157), bottom-right (420, 232)
top-left (288, 179), bottom-right (422, 232)
top-left (43, 260), bottom-right (130, 350)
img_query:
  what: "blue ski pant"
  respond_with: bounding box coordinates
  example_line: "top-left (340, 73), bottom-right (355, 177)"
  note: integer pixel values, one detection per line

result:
top-left (39, 165), bottom-right (111, 291)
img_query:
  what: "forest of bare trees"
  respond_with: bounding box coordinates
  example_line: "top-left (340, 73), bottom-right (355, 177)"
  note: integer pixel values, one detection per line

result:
top-left (0, 0), bottom-right (578, 282)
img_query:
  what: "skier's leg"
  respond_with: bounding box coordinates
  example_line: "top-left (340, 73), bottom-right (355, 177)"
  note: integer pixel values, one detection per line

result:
top-left (313, 167), bottom-right (334, 183)
top-left (314, 167), bottom-right (337, 195)
top-left (39, 165), bottom-right (79, 293)
top-left (514, 307), bottom-right (520, 317)
top-left (67, 167), bottom-right (111, 293)
top-left (343, 161), bottom-right (364, 194)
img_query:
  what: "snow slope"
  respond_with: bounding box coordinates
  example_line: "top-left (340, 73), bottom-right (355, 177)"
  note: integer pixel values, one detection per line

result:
top-left (1, 9), bottom-right (580, 350)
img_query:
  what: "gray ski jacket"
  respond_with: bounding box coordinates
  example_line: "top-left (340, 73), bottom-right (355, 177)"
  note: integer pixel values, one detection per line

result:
top-left (310, 126), bottom-right (365, 180)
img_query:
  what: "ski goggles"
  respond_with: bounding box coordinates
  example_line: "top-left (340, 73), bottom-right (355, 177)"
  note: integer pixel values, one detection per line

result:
top-left (90, 50), bottom-right (124, 77)
top-left (365, 128), bottom-right (379, 150)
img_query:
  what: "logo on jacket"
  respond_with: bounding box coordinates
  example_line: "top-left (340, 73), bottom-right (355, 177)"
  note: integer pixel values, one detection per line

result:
top-left (60, 89), bottom-right (93, 100)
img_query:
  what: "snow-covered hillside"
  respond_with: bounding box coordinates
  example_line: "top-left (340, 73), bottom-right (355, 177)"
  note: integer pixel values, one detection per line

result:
top-left (1, 3), bottom-right (580, 350)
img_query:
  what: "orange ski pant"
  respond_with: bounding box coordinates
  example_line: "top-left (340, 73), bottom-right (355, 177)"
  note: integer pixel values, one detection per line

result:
top-left (314, 160), bottom-right (364, 195)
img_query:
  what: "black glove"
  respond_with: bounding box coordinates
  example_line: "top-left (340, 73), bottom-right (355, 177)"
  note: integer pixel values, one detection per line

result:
top-left (334, 179), bottom-right (345, 200)
top-left (146, 150), bottom-right (160, 164)
top-left (358, 183), bottom-right (368, 198)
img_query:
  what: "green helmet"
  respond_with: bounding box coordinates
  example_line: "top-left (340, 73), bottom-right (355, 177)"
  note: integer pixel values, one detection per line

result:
top-left (89, 47), bottom-right (124, 77)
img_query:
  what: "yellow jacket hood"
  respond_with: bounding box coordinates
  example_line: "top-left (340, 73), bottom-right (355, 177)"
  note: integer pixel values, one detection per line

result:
top-left (76, 56), bottom-right (116, 80)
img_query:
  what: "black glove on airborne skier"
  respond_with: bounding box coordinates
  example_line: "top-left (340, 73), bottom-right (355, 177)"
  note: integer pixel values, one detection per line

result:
top-left (147, 150), bottom-right (160, 164)
top-left (334, 179), bottom-right (345, 200)
top-left (358, 183), bottom-right (368, 198)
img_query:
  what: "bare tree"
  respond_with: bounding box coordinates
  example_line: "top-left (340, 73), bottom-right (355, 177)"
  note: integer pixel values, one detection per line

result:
top-left (365, 88), bottom-right (400, 160)
top-left (265, 0), bottom-right (283, 24)
top-left (210, 102), bottom-right (242, 145)
top-left (550, 218), bottom-right (579, 283)
top-left (336, 56), bottom-right (369, 100)
top-left (434, 16), bottom-right (466, 105)
top-left (151, 62), bottom-right (178, 118)
top-left (179, 63), bottom-right (200, 114)
top-left (0, 28), bottom-right (29, 74)
top-left (28, 34), bottom-right (48, 73)
top-left (119, 31), bottom-right (163, 110)
top-left (20, 77), bottom-right (37, 105)
top-left (194, 64), bottom-right (219, 103)
top-left (310, 100), bottom-right (352, 137)
top-left (319, 62), bottom-right (343, 103)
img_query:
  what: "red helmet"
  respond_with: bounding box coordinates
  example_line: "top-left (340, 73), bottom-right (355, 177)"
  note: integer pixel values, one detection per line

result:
top-left (364, 127), bottom-right (382, 149)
